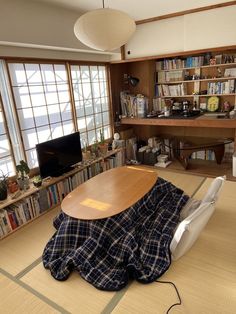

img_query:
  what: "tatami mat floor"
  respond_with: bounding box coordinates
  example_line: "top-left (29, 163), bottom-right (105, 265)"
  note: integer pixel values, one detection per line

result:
top-left (0, 170), bottom-right (235, 314)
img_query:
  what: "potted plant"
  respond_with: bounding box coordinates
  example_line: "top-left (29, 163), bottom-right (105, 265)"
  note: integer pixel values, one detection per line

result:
top-left (16, 160), bottom-right (30, 190)
top-left (82, 139), bottom-right (91, 160)
top-left (32, 175), bottom-right (42, 188)
top-left (98, 129), bottom-right (108, 155)
top-left (91, 140), bottom-right (99, 157)
top-left (0, 171), bottom-right (8, 201)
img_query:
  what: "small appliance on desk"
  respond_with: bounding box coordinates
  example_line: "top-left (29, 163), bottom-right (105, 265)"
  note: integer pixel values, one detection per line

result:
top-left (170, 100), bottom-right (201, 118)
top-left (182, 100), bottom-right (191, 117)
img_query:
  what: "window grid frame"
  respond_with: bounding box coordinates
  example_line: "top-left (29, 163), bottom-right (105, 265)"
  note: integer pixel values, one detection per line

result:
top-left (70, 64), bottom-right (112, 146)
top-left (3, 59), bottom-right (113, 171)
top-left (7, 61), bottom-right (75, 168)
top-left (0, 93), bottom-right (16, 175)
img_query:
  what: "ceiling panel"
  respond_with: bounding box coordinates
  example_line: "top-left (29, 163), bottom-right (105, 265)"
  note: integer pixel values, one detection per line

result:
top-left (32, 0), bottom-right (234, 20)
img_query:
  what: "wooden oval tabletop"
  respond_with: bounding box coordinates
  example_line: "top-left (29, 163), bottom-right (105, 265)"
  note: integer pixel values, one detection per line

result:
top-left (61, 166), bottom-right (158, 220)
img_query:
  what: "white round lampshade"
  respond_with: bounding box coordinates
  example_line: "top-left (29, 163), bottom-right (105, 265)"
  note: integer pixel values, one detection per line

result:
top-left (74, 8), bottom-right (136, 51)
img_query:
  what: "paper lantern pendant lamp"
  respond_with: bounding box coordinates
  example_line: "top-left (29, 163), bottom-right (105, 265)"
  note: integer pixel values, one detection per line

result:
top-left (74, 8), bottom-right (136, 51)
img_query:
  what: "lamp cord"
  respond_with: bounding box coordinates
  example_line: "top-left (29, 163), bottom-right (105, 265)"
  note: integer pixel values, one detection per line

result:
top-left (102, 0), bottom-right (105, 9)
top-left (155, 280), bottom-right (182, 314)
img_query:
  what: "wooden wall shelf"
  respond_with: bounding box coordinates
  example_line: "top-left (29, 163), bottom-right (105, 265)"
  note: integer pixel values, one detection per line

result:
top-left (121, 117), bottom-right (236, 128)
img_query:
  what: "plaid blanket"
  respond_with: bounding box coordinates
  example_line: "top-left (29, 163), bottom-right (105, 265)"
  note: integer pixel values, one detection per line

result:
top-left (42, 177), bottom-right (189, 291)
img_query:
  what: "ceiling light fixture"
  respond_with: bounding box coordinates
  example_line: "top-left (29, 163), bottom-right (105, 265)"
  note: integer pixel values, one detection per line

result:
top-left (74, 0), bottom-right (136, 51)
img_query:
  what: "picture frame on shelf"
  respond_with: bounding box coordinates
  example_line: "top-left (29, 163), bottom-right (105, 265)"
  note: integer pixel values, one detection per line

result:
top-left (207, 96), bottom-right (220, 112)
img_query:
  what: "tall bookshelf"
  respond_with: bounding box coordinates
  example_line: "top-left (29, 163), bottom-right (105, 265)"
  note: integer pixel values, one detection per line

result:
top-left (0, 148), bottom-right (125, 239)
top-left (155, 53), bottom-right (236, 111)
top-left (109, 47), bottom-right (236, 178)
top-left (110, 48), bottom-right (236, 134)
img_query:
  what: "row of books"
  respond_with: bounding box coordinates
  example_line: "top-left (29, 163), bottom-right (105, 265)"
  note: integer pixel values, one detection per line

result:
top-left (191, 150), bottom-right (216, 161)
top-left (0, 191), bottom-right (52, 236)
top-left (120, 91), bottom-right (147, 118)
top-left (158, 138), bottom-right (234, 164)
top-left (157, 70), bottom-right (184, 83)
top-left (223, 141), bottom-right (235, 163)
top-left (102, 155), bottom-right (122, 171)
top-left (190, 141), bottom-right (234, 162)
top-left (0, 154), bottom-right (125, 238)
top-left (156, 54), bottom-right (236, 71)
top-left (207, 80), bottom-right (235, 95)
top-left (156, 56), bottom-right (205, 71)
top-left (156, 83), bottom-right (187, 97)
top-left (120, 91), bottom-right (135, 117)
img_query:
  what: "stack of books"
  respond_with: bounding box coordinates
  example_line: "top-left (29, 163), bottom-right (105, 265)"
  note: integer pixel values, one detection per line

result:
top-left (154, 154), bottom-right (172, 168)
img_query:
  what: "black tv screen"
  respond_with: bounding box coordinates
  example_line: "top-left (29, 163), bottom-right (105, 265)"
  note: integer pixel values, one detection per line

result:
top-left (36, 132), bottom-right (82, 178)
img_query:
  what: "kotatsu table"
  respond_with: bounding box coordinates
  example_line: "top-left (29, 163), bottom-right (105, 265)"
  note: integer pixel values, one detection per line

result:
top-left (61, 166), bottom-right (158, 220)
top-left (43, 166), bottom-right (189, 291)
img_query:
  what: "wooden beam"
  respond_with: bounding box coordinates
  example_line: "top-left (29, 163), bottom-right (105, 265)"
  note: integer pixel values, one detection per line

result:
top-left (136, 1), bottom-right (236, 25)
top-left (120, 45), bottom-right (126, 61)
top-left (110, 45), bottom-right (236, 64)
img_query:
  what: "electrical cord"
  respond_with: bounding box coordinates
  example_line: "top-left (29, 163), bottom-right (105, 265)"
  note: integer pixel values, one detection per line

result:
top-left (155, 280), bottom-right (182, 314)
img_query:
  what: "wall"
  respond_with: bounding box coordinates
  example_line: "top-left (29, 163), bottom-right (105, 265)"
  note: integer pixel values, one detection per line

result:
top-left (0, 0), bottom-right (120, 62)
top-left (125, 5), bottom-right (236, 59)
top-left (0, 45), bottom-right (116, 62)
top-left (0, 1), bottom-right (235, 62)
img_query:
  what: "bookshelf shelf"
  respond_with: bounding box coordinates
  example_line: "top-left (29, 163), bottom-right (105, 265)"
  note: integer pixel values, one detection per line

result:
top-left (200, 62), bottom-right (236, 69)
top-left (156, 76), bottom-right (236, 85)
top-left (199, 93), bottom-right (236, 97)
top-left (120, 117), bottom-right (236, 128)
top-left (156, 93), bottom-right (236, 99)
top-left (156, 95), bottom-right (194, 98)
top-left (157, 62), bottom-right (236, 72)
top-left (0, 148), bottom-right (125, 240)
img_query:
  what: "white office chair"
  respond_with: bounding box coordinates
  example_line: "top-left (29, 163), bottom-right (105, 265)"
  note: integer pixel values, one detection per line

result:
top-left (170, 176), bottom-right (225, 260)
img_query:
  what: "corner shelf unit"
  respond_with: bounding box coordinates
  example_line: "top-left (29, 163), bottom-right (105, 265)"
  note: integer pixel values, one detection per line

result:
top-left (0, 148), bottom-right (125, 240)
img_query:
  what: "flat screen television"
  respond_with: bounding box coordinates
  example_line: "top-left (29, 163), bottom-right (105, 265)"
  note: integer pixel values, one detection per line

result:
top-left (36, 132), bottom-right (82, 178)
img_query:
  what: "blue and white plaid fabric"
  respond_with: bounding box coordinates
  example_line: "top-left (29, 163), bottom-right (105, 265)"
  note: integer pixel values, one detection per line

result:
top-left (42, 177), bottom-right (189, 291)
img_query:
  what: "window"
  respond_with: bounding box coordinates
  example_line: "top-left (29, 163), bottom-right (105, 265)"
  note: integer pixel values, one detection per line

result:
top-left (8, 63), bottom-right (74, 169)
top-left (2, 61), bottom-right (112, 172)
top-left (71, 65), bottom-right (111, 145)
top-left (0, 95), bottom-right (15, 176)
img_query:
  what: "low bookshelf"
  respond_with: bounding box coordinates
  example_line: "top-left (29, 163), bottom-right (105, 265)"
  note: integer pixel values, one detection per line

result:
top-left (0, 148), bottom-right (125, 240)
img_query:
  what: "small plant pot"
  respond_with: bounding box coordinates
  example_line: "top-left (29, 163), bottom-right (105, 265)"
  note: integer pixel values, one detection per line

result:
top-left (8, 181), bottom-right (18, 194)
top-left (17, 177), bottom-right (30, 191)
top-left (99, 143), bottom-right (108, 155)
top-left (33, 180), bottom-right (42, 188)
top-left (82, 151), bottom-right (91, 161)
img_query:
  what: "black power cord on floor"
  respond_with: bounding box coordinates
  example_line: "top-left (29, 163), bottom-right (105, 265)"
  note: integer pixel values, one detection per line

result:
top-left (155, 280), bottom-right (182, 314)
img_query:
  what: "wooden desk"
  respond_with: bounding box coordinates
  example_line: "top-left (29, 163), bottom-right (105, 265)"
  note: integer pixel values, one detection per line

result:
top-left (61, 166), bottom-right (158, 220)
top-left (121, 117), bottom-right (236, 150)
top-left (121, 116), bottom-right (236, 129)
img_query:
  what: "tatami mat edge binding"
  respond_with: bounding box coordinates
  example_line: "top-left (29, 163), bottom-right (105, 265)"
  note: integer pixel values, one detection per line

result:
top-left (0, 268), bottom-right (70, 314)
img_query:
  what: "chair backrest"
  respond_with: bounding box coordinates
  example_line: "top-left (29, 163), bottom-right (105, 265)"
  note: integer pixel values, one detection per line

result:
top-left (201, 176), bottom-right (226, 204)
top-left (170, 176), bottom-right (225, 260)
